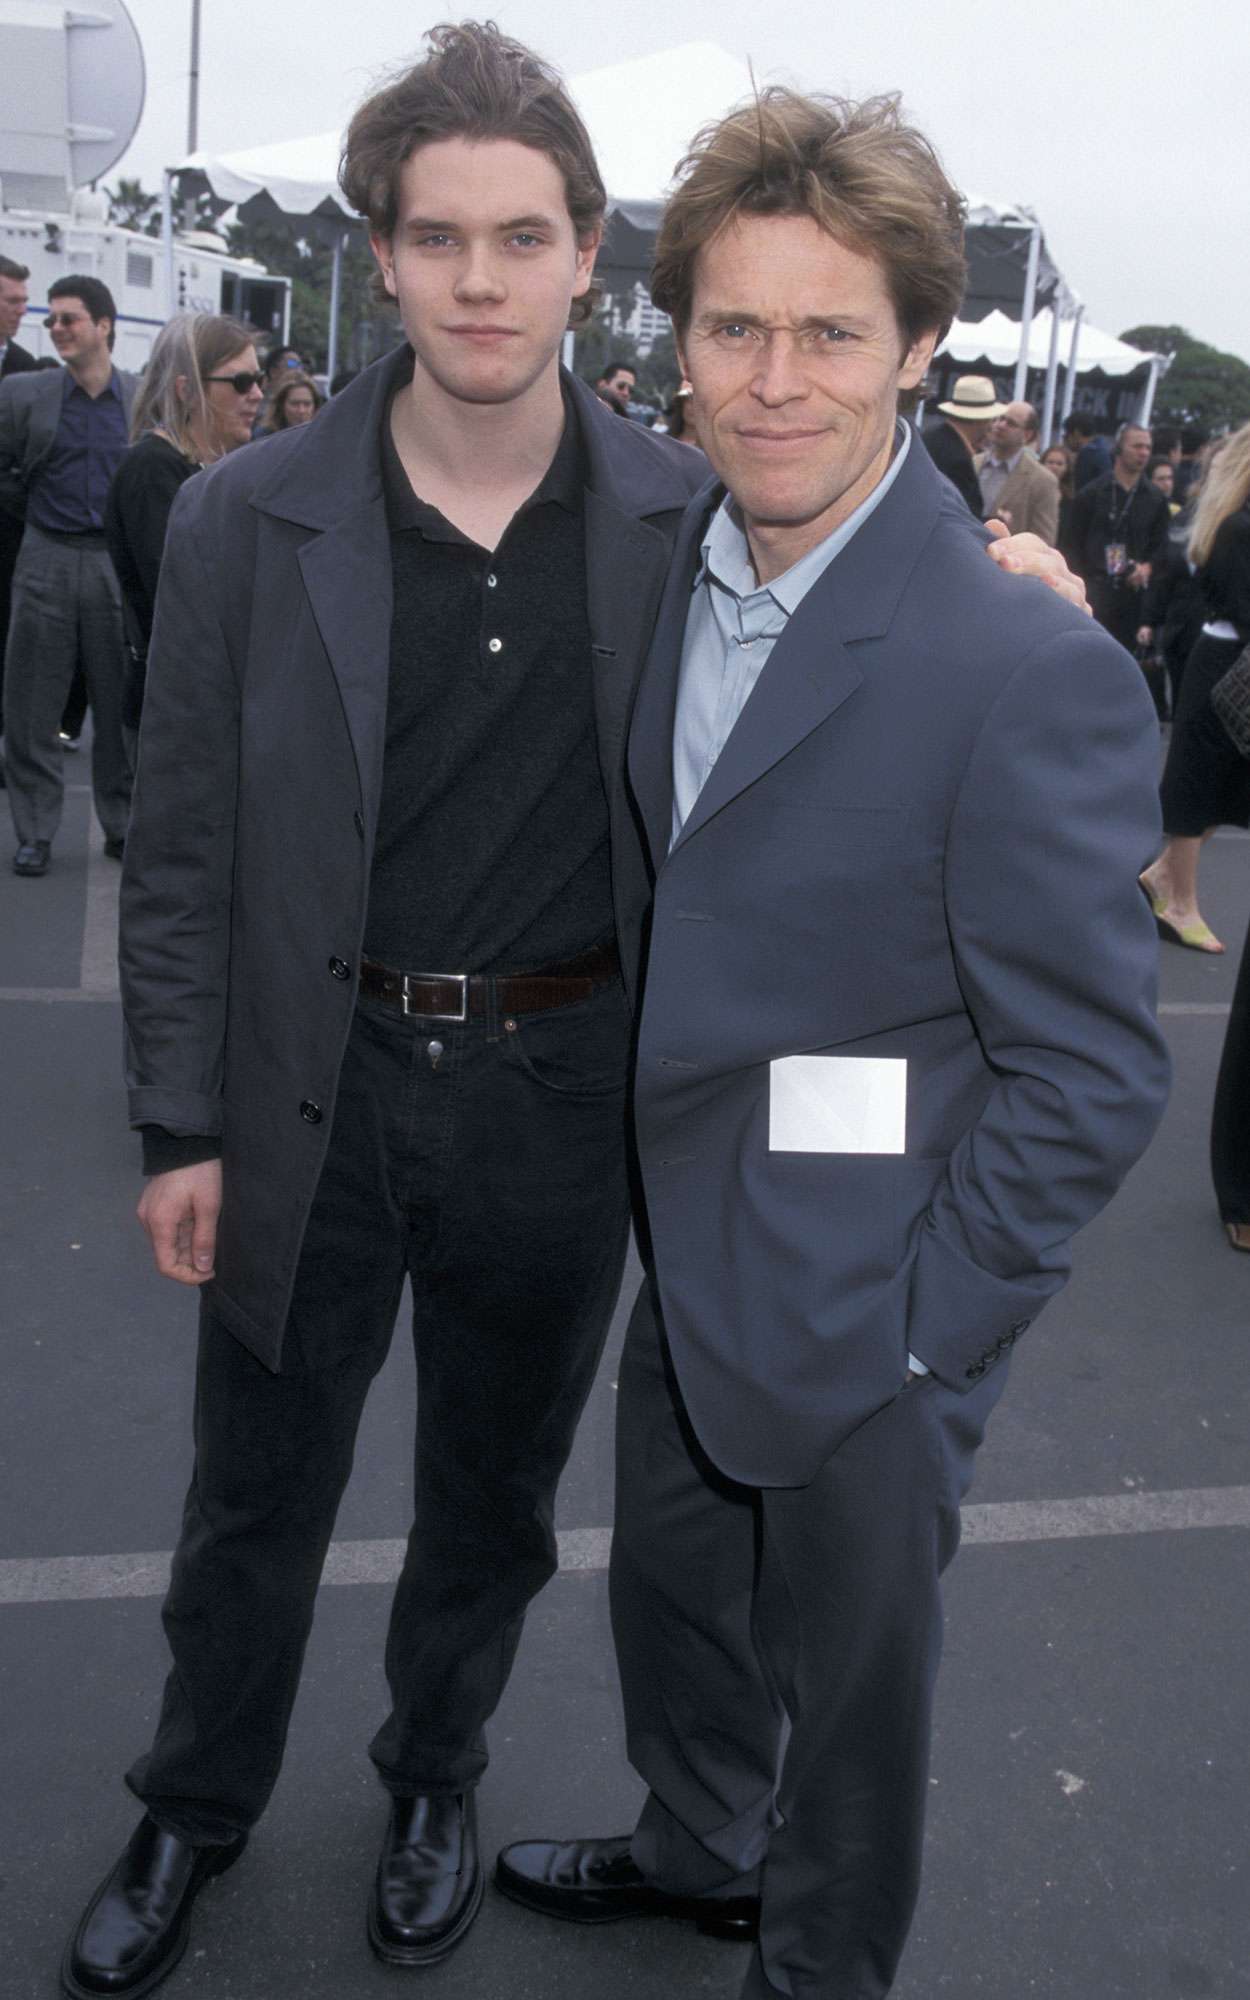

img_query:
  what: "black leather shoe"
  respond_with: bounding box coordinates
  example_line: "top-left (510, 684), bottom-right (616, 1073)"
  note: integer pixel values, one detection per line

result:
top-left (14, 840), bottom-right (51, 876)
top-left (62, 1815), bottom-right (246, 1998)
top-left (367, 1792), bottom-right (483, 1966)
top-left (495, 1835), bottom-right (759, 1939)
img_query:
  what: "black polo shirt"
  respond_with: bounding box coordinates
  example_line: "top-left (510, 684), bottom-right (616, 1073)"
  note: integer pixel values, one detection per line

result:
top-left (363, 375), bottom-right (612, 974)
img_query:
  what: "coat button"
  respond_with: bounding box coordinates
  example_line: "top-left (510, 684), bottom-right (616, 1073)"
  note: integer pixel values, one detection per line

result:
top-left (299, 1100), bottom-right (322, 1124)
top-left (328, 957), bottom-right (350, 980)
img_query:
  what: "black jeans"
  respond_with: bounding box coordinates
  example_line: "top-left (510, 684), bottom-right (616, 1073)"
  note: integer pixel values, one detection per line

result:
top-left (127, 979), bottom-right (633, 1844)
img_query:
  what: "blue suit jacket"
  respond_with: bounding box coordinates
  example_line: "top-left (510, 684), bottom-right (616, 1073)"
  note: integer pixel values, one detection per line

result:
top-left (627, 435), bottom-right (1170, 1487)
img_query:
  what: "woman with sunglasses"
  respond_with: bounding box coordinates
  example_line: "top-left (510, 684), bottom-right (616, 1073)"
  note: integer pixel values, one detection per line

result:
top-left (104, 315), bottom-right (264, 739)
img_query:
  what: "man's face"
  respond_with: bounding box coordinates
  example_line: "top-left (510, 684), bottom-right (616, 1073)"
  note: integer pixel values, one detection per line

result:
top-left (372, 136), bottom-right (598, 410)
top-left (0, 274), bottom-right (28, 342)
top-left (988, 402), bottom-right (1035, 457)
top-left (1116, 427), bottom-right (1152, 476)
top-left (603, 367), bottom-right (634, 403)
top-left (1150, 461), bottom-right (1174, 499)
top-left (677, 213), bottom-right (935, 559)
top-left (46, 295), bottom-right (112, 368)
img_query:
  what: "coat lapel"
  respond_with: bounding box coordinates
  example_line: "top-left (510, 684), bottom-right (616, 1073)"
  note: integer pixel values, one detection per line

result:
top-left (571, 374), bottom-right (710, 811)
top-left (295, 501), bottom-right (393, 812)
top-left (626, 486), bottom-right (716, 869)
top-left (251, 351), bottom-right (404, 812)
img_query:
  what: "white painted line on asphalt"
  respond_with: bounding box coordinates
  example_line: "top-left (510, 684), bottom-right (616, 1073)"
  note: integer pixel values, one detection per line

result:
top-left (0, 987), bottom-right (118, 1003)
top-left (79, 826), bottom-right (121, 996)
top-left (4, 1486), bottom-right (1250, 1607)
top-left (1158, 1003), bottom-right (1233, 1015)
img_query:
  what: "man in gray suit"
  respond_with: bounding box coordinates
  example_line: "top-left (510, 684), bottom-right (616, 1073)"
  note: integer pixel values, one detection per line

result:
top-left (498, 90), bottom-right (1170, 1998)
top-left (0, 273), bottom-right (135, 873)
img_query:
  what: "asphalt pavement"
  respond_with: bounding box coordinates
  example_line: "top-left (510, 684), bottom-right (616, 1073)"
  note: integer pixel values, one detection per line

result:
top-left (1, 764), bottom-right (1248, 2000)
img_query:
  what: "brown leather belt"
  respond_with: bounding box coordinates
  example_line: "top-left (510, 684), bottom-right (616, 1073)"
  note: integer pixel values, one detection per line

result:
top-left (358, 939), bottom-right (619, 1023)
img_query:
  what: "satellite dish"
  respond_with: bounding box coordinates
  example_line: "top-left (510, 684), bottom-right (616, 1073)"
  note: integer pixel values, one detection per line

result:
top-left (65, 0), bottom-right (146, 187)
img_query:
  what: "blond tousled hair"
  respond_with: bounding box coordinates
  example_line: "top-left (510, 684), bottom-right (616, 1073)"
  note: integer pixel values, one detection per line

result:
top-left (1189, 422), bottom-right (1250, 568)
top-left (651, 89), bottom-right (967, 349)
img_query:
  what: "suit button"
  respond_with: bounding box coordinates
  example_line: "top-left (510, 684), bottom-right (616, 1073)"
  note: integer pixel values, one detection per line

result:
top-left (353, 810), bottom-right (365, 839)
top-left (965, 1359), bottom-right (988, 1381)
top-left (328, 957), bottom-right (351, 980)
top-left (299, 1100), bottom-right (322, 1124)
top-left (1010, 1318), bottom-right (1031, 1336)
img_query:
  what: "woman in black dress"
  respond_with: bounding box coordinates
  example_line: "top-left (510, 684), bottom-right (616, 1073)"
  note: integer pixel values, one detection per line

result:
top-left (104, 313), bottom-right (264, 744)
top-left (1140, 425), bottom-right (1250, 952)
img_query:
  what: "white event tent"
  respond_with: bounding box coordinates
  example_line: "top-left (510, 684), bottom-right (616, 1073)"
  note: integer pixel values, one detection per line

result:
top-left (165, 40), bottom-right (1163, 415)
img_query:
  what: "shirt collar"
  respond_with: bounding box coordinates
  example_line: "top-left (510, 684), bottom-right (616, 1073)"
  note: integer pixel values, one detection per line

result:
top-left (381, 345), bottom-right (584, 539)
top-left (62, 365), bottom-right (123, 404)
top-left (986, 444), bottom-right (1023, 473)
top-left (697, 419), bottom-right (912, 615)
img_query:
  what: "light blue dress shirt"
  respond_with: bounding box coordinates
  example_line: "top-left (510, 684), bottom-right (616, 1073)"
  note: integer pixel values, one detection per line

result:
top-left (670, 420), bottom-right (928, 1376)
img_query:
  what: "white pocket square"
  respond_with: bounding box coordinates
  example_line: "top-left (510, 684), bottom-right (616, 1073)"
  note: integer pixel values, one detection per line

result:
top-left (769, 1055), bottom-right (907, 1154)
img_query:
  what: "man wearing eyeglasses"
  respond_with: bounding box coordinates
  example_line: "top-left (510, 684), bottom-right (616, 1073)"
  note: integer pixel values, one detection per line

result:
top-left (0, 273), bottom-right (137, 874)
top-left (974, 400), bottom-right (1059, 546)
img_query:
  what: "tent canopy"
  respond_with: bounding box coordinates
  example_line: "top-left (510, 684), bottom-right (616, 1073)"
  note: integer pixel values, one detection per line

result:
top-left (170, 44), bottom-right (1068, 323)
top-left (939, 308), bottom-right (1163, 381)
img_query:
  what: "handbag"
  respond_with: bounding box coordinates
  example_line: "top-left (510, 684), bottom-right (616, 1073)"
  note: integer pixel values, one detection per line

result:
top-left (1210, 644), bottom-right (1250, 760)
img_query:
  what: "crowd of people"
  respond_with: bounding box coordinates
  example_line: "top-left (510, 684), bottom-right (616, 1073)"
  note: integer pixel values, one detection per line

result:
top-left (914, 371), bottom-right (1250, 1206)
top-left (0, 24), bottom-right (1245, 1999)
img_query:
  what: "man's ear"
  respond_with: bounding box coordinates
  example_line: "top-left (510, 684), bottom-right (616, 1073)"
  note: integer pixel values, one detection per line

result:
top-left (572, 222), bottom-right (603, 301)
top-left (369, 233), bottom-right (398, 300)
top-left (899, 326), bottom-right (938, 394)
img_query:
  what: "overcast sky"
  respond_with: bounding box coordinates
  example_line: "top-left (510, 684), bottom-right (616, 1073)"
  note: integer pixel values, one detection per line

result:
top-left (113, 0), bottom-right (1249, 364)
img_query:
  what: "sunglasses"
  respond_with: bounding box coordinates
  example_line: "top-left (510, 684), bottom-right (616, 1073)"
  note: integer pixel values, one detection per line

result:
top-left (46, 312), bottom-right (90, 328)
top-left (205, 370), bottom-right (265, 394)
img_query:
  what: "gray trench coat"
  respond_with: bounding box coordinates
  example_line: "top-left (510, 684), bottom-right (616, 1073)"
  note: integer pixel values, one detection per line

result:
top-left (119, 349), bottom-right (705, 1366)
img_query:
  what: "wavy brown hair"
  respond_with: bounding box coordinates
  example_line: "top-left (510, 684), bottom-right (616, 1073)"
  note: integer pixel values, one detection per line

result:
top-left (652, 89), bottom-right (967, 349)
top-left (339, 20), bottom-right (605, 325)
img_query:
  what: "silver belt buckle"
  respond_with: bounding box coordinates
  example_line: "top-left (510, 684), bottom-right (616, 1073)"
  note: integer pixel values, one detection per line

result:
top-left (402, 971), bottom-right (469, 1023)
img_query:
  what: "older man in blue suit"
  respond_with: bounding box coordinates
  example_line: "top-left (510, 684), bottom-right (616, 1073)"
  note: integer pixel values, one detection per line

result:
top-left (498, 90), bottom-right (1170, 1998)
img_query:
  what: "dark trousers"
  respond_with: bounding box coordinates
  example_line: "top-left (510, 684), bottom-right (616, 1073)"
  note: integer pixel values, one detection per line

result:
top-left (3, 526), bottom-right (130, 846)
top-left (127, 980), bottom-right (633, 1844)
top-left (1212, 910), bottom-right (1250, 1225)
top-left (611, 1279), bottom-right (1008, 2000)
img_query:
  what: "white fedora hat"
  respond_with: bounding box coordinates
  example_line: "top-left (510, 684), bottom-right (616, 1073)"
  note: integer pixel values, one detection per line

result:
top-left (937, 375), bottom-right (1006, 421)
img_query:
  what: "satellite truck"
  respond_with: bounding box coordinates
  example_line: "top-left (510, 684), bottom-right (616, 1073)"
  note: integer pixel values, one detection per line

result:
top-left (0, 0), bottom-right (290, 371)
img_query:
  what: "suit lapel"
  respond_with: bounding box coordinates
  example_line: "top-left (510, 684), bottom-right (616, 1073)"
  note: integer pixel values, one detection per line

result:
top-left (29, 372), bottom-right (63, 471)
top-left (639, 434), bottom-right (947, 857)
top-left (673, 577), bottom-right (863, 850)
